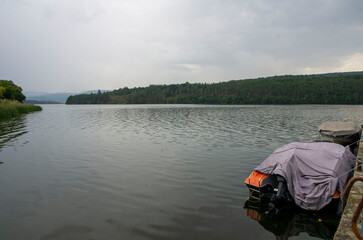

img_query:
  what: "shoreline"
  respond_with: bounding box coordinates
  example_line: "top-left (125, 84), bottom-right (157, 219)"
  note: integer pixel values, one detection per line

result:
top-left (0, 99), bottom-right (42, 119)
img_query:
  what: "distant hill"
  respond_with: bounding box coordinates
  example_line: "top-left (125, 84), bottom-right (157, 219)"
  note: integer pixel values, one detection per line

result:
top-left (24, 92), bottom-right (72, 103)
top-left (66, 71), bottom-right (363, 105)
top-left (23, 91), bottom-right (49, 97)
top-left (24, 90), bottom-right (110, 104)
top-left (24, 100), bottom-right (62, 104)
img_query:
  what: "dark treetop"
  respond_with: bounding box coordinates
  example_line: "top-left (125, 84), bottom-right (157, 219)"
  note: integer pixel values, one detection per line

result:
top-left (0, 80), bottom-right (26, 103)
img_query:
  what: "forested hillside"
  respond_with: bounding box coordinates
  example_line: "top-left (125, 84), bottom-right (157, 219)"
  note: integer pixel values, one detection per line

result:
top-left (66, 72), bottom-right (363, 104)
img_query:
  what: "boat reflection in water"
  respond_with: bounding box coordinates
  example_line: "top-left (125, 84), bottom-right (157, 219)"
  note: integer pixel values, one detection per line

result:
top-left (243, 198), bottom-right (340, 240)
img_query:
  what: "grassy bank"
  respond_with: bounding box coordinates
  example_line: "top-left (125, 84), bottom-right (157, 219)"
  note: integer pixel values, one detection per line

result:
top-left (0, 100), bottom-right (42, 119)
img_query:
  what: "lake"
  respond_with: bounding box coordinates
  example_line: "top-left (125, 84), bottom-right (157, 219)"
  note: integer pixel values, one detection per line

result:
top-left (1, 104), bottom-right (362, 240)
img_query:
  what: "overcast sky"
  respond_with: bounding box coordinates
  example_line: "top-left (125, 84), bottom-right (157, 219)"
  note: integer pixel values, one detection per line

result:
top-left (1, 0), bottom-right (363, 93)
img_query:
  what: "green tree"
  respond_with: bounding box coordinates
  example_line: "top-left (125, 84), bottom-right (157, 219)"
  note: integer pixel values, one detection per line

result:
top-left (0, 80), bottom-right (26, 102)
top-left (0, 86), bottom-right (5, 99)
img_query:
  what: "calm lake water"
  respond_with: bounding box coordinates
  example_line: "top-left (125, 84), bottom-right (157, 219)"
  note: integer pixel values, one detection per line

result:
top-left (1, 104), bottom-right (362, 240)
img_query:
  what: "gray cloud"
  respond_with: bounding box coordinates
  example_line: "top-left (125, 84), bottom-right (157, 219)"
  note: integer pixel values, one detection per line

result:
top-left (1, 0), bottom-right (363, 92)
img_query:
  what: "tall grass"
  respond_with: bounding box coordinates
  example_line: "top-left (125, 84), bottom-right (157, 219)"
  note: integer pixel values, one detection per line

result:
top-left (0, 100), bottom-right (42, 119)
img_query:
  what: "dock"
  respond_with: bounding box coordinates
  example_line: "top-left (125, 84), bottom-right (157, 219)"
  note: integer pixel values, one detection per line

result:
top-left (334, 138), bottom-right (363, 239)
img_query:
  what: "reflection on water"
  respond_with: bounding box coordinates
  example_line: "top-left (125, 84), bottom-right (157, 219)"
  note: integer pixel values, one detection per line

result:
top-left (244, 199), bottom-right (340, 240)
top-left (0, 115), bottom-right (28, 152)
top-left (0, 105), bottom-right (363, 239)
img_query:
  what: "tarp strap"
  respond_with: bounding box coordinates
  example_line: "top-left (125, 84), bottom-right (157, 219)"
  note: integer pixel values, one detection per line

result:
top-left (336, 162), bottom-right (362, 179)
top-left (347, 140), bottom-right (360, 146)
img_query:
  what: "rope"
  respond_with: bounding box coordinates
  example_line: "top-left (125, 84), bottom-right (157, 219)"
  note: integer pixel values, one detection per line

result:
top-left (347, 139), bottom-right (360, 146)
top-left (336, 161), bottom-right (362, 179)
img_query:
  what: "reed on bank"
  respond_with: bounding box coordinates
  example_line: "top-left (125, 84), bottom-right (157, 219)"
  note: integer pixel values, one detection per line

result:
top-left (0, 99), bottom-right (42, 119)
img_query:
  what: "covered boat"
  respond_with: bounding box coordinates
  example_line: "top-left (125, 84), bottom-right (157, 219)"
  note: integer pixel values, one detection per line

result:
top-left (318, 121), bottom-right (361, 147)
top-left (244, 142), bottom-right (356, 212)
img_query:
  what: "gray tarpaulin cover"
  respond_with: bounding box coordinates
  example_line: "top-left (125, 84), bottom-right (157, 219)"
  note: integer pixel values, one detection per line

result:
top-left (318, 121), bottom-right (361, 146)
top-left (318, 121), bottom-right (361, 137)
top-left (255, 142), bottom-right (356, 210)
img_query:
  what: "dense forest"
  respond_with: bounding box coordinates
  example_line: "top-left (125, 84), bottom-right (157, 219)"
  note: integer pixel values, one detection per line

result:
top-left (66, 72), bottom-right (363, 104)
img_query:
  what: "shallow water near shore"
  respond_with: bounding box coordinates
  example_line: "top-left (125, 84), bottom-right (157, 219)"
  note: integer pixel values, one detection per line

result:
top-left (0, 104), bottom-right (362, 240)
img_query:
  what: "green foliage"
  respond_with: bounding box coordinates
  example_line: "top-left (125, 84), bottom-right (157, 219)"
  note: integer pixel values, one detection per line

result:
top-left (0, 100), bottom-right (42, 119)
top-left (0, 80), bottom-right (41, 119)
top-left (0, 86), bottom-right (5, 99)
top-left (66, 89), bottom-right (110, 104)
top-left (66, 72), bottom-right (363, 105)
top-left (0, 80), bottom-right (26, 102)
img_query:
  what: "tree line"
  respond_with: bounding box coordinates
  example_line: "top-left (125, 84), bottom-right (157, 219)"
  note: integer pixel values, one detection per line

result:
top-left (0, 80), bottom-right (26, 102)
top-left (66, 72), bottom-right (363, 104)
